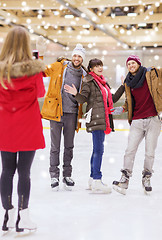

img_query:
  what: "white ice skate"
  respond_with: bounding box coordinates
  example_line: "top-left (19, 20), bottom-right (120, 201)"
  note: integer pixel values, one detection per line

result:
top-left (92, 179), bottom-right (112, 194)
top-left (86, 177), bottom-right (93, 190)
top-left (16, 208), bottom-right (37, 232)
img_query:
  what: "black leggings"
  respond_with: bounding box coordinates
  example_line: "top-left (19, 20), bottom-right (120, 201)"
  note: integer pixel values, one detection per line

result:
top-left (0, 151), bottom-right (35, 210)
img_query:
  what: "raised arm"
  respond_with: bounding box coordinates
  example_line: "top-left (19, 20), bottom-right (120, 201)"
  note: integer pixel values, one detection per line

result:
top-left (112, 85), bottom-right (125, 103)
top-left (36, 36), bottom-right (47, 58)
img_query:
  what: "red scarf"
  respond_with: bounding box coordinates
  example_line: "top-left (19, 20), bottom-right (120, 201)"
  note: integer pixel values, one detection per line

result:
top-left (89, 72), bottom-right (113, 134)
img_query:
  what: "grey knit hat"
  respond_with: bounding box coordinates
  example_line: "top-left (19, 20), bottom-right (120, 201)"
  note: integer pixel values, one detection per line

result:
top-left (72, 44), bottom-right (86, 62)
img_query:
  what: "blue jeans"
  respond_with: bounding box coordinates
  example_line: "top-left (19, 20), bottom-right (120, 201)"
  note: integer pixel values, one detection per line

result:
top-left (90, 130), bottom-right (105, 179)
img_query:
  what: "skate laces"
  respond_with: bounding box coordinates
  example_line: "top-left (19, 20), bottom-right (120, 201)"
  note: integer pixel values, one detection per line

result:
top-left (65, 177), bottom-right (74, 183)
top-left (51, 178), bottom-right (58, 184)
top-left (120, 174), bottom-right (128, 183)
top-left (143, 176), bottom-right (151, 187)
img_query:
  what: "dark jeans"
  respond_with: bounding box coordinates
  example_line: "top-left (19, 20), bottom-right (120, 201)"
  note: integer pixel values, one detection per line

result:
top-left (90, 130), bottom-right (105, 179)
top-left (0, 151), bottom-right (35, 210)
top-left (49, 113), bottom-right (77, 179)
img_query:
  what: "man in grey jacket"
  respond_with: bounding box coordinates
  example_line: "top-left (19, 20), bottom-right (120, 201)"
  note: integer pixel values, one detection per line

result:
top-left (37, 37), bottom-right (87, 190)
top-left (47, 44), bottom-right (87, 191)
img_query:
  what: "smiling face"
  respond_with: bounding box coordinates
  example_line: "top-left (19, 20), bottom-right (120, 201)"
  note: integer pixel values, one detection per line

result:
top-left (90, 65), bottom-right (103, 76)
top-left (127, 60), bottom-right (140, 75)
top-left (72, 54), bottom-right (83, 69)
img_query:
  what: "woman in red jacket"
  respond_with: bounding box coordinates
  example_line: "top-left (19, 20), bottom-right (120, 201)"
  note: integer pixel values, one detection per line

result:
top-left (0, 26), bottom-right (45, 232)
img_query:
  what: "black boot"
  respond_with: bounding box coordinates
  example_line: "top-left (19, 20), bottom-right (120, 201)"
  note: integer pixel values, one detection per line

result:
top-left (2, 208), bottom-right (15, 231)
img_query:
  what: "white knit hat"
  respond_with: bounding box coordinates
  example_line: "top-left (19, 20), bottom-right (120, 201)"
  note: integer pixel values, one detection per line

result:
top-left (72, 44), bottom-right (86, 62)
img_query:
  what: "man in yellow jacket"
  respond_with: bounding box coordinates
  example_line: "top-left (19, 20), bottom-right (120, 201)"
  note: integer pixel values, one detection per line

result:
top-left (38, 41), bottom-right (87, 190)
top-left (112, 55), bottom-right (162, 195)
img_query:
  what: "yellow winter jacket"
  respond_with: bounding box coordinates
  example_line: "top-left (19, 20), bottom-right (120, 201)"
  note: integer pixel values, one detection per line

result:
top-left (41, 58), bottom-right (85, 132)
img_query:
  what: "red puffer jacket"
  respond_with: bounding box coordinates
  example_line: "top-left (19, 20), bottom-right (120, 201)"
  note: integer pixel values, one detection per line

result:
top-left (0, 59), bottom-right (46, 152)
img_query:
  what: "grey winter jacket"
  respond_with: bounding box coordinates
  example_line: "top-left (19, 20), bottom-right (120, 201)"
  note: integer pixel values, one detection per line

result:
top-left (75, 74), bottom-right (125, 132)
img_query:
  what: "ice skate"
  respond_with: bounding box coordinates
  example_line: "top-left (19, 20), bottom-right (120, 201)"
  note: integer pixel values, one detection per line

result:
top-left (142, 170), bottom-right (152, 194)
top-left (51, 178), bottom-right (59, 191)
top-left (2, 207), bottom-right (16, 231)
top-left (63, 177), bottom-right (75, 191)
top-left (91, 179), bottom-right (112, 194)
top-left (16, 208), bottom-right (37, 232)
top-left (87, 177), bottom-right (93, 190)
top-left (112, 170), bottom-right (130, 195)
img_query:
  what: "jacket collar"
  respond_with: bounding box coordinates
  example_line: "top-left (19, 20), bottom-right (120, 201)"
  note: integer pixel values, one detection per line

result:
top-left (83, 74), bottom-right (94, 82)
top-left (0, 59), bottom-right (45, 78)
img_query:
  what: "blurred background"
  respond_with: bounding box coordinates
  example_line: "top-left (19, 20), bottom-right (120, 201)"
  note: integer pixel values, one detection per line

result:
top-left (0, 0), bottom-right (162, 118)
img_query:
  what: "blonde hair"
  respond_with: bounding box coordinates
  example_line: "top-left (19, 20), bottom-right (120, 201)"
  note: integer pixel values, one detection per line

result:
top-left (0, 26), bottom-right (32, 89)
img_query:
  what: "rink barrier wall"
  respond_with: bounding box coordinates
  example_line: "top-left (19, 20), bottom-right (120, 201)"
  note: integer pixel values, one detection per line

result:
top-left (43, 127), bottom-right (162, 132)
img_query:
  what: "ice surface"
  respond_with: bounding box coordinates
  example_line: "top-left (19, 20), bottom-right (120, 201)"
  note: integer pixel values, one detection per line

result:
top-left (0, 120), bottom-right (162, 240)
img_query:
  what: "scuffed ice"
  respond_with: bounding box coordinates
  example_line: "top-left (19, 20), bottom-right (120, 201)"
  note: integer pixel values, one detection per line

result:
top-left (0, 119), bottom-right (162, 240)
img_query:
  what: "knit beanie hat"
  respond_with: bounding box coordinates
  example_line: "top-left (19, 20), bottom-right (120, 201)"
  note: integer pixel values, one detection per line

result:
top-left (126, 55), bottom-right (141, 66)
top-left (72, 44), bottom-right (86, 62)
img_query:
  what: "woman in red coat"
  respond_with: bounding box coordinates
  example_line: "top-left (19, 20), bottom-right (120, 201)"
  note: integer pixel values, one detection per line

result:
top-left (0, 26), bottom-right (45, 232)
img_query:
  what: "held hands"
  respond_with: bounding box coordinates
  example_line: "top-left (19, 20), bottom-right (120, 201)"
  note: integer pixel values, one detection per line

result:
top-left (64, 84), bottom-right (77, 96)
top-left (111, 106), bottom-right (124, 115)
top-left (36, 36), bottom-right (48, 56)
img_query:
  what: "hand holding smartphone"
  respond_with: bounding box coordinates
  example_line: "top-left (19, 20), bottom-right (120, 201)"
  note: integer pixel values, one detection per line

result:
top-left (32, 50), bottom-right (39, 59)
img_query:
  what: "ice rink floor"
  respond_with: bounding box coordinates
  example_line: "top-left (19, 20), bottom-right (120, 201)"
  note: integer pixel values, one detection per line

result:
top-left (0, 119), bottom-right (162, 240)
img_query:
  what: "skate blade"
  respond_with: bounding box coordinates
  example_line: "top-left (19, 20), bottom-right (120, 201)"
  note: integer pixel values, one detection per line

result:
top-left (86, 185), bottom-right (92, 191)
top-left (63, 183), bottom-right (73, 191)
top-left (2, 229), bottom-right (14, 236)
top-left (144, 189), bottom-right (151, 195)
top-left (142, 185), bottom-right (152, 195)
top-left (113, 185), bottom-right (126, 195)
top-left (86, 186), bottom-right (92, 190)
top-left (16, 228), bottom-right (37, 237)
top-left (51, 186), bottom-right (59, 191)
top-left (91, 188), bottom-right (112, 194)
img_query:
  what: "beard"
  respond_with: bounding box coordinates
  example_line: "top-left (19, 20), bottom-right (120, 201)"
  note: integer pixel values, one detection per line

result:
top-left (72, 61), bottom-right (82, 69)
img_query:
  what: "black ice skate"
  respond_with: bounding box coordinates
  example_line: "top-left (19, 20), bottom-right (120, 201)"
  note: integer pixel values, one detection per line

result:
top-left (112, 170), bottom-right (130, 195)
top-left (51, 178), bottom-right (59, 191)
top-left (142, 170), bottom-right (152, 194)
top-left (63, 177), bottom-right (75, 191)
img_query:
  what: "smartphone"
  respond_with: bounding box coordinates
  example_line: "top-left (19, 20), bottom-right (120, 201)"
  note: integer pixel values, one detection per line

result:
top-left (32, 50), bottom-right (39, 59)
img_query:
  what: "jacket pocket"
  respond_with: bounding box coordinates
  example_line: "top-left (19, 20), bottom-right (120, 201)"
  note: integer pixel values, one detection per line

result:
top-left (41, 97), bottom-right (60, 119)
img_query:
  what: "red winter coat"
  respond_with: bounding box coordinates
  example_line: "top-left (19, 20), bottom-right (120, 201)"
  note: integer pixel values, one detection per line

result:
top-left (0, 59), bottom-right (46, 152)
